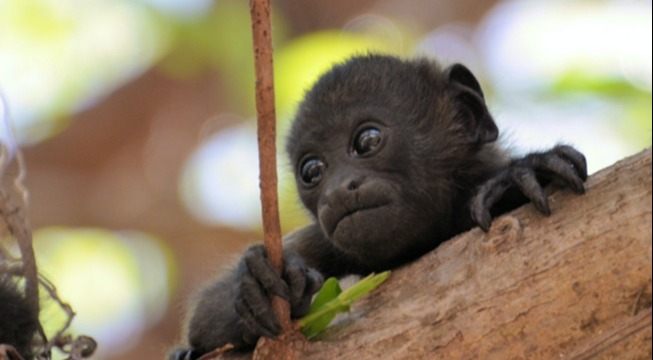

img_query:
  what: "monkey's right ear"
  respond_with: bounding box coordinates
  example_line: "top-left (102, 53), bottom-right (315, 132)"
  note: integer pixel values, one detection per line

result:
top-left (444, 64), bottom-right (498, 145)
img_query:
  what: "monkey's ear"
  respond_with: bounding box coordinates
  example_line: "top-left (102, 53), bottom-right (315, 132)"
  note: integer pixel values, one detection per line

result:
top-left (444, 63), bottom-right (498, 145)
top-left (445, 63), bottom-right (485, 99)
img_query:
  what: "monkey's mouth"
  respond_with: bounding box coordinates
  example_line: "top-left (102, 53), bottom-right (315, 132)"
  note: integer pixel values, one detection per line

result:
top-left (332, 203), bottom-right (389, 234)
top-left (342, 204), bottom-right (384, 218)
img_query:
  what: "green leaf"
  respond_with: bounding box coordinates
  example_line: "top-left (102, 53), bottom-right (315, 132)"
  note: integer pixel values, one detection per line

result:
top-left (298, 277), bottom-right (345, 339)
top-left (299, 306), bottom-right (339, 339)
top-left (308, 277), bottom-right (342, 314)
top-left (299, 271), bottom-right (390, 338)
top-left (338, 271), bottom-right (391, 303)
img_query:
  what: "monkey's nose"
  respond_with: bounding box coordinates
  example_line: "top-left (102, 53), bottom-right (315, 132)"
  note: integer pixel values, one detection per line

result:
top-left (347, 178), bottom-right (361, 191)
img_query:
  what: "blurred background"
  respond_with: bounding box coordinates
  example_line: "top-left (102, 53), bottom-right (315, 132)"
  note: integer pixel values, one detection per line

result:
top-left (0, 0), bottom-right (650, 358)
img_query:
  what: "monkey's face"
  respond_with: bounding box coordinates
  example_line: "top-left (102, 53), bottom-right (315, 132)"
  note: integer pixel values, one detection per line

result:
top-left (289, 110), bottom-right (447, 266)
top-left (288, 102), bottom-right (454, 265)
top-left (286, 55), bottom-right (496, 267)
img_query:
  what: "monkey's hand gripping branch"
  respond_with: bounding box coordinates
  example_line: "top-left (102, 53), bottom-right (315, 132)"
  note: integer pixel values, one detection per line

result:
top-left (471, 145), bottom-right (588, 231)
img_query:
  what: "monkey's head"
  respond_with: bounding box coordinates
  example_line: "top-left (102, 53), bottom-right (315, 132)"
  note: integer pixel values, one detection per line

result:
top-left (286, 54), bottom-right (498, 267)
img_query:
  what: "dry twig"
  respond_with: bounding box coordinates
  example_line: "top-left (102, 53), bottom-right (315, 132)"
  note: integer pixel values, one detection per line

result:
top-left (0, 100), bottom-right (96, 360)
top-left (249, 0), bottom-right (302, 359)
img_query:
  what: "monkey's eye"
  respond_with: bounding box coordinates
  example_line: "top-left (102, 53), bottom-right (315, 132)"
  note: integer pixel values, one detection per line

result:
top-left (299, 158), bottom-right (326, 186)
top-left (353, 127), bottom-right (382, 155)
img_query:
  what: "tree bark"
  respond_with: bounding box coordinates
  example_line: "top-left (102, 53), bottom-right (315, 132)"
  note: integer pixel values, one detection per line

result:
top-left (225, 148), bottom-right (653, 359)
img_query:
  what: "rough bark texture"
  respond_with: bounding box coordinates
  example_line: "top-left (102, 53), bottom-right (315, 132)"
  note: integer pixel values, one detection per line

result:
top-left (224, 149), bottom-right (652, 360)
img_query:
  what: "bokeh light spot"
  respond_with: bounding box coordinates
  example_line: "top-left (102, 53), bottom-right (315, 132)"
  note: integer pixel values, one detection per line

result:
top-left (33, 227), bottom-right (175, 358)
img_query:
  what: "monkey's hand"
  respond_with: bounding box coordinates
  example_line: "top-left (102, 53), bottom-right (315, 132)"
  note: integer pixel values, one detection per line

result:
top-left (234, 245), bottom-right (324, 342)
top-left (471, 145), bottom-right (588, 231)
top-left (175, 245), bottom-right (323, 359)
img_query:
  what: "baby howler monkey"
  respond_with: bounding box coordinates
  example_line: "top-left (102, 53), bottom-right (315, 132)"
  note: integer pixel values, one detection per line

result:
top-left (170, 54), bottom-right (587, 359)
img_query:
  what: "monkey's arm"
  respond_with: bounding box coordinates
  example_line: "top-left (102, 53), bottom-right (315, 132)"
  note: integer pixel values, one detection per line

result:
top-left (471, 145), bottom-right (588, 231)
top-left (178, 269), bottom-right (248, 358)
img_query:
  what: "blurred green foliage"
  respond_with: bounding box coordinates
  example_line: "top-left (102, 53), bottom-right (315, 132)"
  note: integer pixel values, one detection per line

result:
top-left (159, 0), bottom-right (288, 115)
top-left (552, 70), bottom-right (652, 148)
top-left (34, 227), bottom-right (176, 355)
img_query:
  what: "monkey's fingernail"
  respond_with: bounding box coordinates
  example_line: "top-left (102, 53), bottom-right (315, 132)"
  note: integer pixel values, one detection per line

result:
top-left (477, 211), bottom-right (492, 232)
top-left (533, 197), bottom-right (551, 216)
top-left (571, 179), bottom-right (585, 194)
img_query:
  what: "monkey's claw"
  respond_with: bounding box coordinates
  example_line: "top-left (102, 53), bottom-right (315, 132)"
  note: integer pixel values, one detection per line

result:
top-left (471, 145), bottom-right (587, 231)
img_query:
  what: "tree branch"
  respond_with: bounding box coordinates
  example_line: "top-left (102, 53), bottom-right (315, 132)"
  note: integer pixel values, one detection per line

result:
top-left (222, 149), bottom-right (652, 359)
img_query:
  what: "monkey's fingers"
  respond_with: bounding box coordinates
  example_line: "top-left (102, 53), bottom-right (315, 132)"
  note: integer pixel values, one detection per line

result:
top-left (508, 167), bottom-right (551, 215)
top-left (540, 155), bottom-right (585, 194)
top-left (471, 172), bottom-right (512, 231)
top-left (306, 268), bottom-right (325, 295)
top-left (552, 145), bottom-right (588, 181)
top-left (542, 146), bottom-right (587, 193)
top-left (236, 274), bottom-right (281, 338)
top-left (283, 252), bottom-right (325, 317)
top-left (286, 268), bottom-right (325, 317)
top-left (244, 245), bottom-right (291, 300)
top-left (283, 256), bottom-right (325, 299)
top-left (557, 145), bottom-right (589, 180)
top-left (234, 302), bottom-right (279, 339)
top-left (283, 254), bottom-right (309, 303)
top-left (517, 146), bottom-right (587, 194)
top-left (471, 165), bottom-right (552, 231)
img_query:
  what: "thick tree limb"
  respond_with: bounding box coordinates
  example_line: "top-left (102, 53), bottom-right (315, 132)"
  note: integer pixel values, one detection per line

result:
top-left (223, 149), bottom-right (652, 359)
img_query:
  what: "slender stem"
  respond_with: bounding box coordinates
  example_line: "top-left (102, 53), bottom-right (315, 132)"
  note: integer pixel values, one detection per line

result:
top-left (249, 0), bottom-right (292, 330)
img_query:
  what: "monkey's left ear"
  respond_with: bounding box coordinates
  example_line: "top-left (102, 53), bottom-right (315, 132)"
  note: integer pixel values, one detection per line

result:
top-left (445, 64), bottom-right (498, 145)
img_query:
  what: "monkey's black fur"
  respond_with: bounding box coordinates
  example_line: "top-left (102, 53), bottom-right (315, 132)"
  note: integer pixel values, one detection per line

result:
top-left (0, 275), bottom-right (40, 359)
top-left (171, 54), bottom-right (587, 359)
